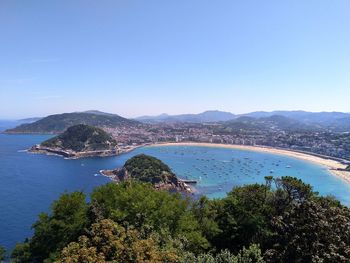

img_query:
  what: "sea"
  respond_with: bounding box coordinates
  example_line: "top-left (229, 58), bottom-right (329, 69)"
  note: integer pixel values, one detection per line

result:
top-left (1, 132), bottom-right (350, 251)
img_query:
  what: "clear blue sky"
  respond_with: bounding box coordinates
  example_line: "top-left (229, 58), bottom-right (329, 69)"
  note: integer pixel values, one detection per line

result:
top-left (0, 0), bottom-right (349, 119)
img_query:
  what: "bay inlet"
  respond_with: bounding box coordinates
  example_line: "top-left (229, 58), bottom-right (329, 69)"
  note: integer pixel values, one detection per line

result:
top-left (1, 134), bottom-right (350, 251)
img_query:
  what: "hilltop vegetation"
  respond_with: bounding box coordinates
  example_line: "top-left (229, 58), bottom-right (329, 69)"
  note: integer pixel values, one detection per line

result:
top-left (101, 154), bottom-right (190, 192)
top-left (10, 156), bottom-right (350, 262)
top-left (124, 154), bottom-right (178, 184)
top-left (6, 112), bottom-right (140, 134)
top-left (41, 124), bottom-right (117, 152)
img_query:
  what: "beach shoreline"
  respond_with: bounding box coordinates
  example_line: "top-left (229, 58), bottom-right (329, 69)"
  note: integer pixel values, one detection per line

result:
top-left (147, 142), bottom-right (350, 184)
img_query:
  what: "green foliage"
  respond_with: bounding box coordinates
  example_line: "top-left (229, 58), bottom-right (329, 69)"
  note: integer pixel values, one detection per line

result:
top-left (274, 176), bottom-right (315, 203)
top-left (41, 124), bottom-right (116, 152)
top-left (124, 154), bottom-right (178, 184)
top-left (191, 196), bottom-right (222, 242)
top-left (0, 246), bottom-right (5, 261)
top-left (57, 219), bottom-right (181, 263)
top-left (6, 112), bottom-right (139, 134)
top-left (211, 184), bottom-right (274, 253)
top-left (180, 244), bottom-right (264, 263)
top-left (11, 243), bottom-right (31, 263)
top-left (11, 192), bottom-right (88, 262)
top-left (266, 199), bottom-right (350, 262)
top-left (10, 162), bottom-right (350, 263)
top-left (91, 182), bottom-right (208, 252)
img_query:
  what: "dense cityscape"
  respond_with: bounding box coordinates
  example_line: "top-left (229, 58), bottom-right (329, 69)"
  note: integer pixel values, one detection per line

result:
top-left (104, 121), bottom-right (350, 162)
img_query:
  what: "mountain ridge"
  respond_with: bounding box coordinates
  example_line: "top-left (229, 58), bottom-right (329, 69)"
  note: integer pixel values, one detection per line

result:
top-left (5, 111), bottom-right (141, 134)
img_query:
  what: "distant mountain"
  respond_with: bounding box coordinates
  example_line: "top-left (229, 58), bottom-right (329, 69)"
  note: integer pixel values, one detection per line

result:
top-left (17, 117), bottom-right (43, 124)
top-left (40, 124), bottom-right (117, 152)
top-left (82, 110), bottom-right (117, 117)
top-left (326, 117), bottom-right (350, 132)
top-left (222, 115), bottom-right (322, 132)
top-left (0, 120), bottom-right (19, 132)
top-left (241, 111), bottom-right (350, 125)
top-left (0, 117), bottom-right (42, 132)
top-left (136, 113), bottom-right (170, 122)
top-left (135, 110), bottom-right (350, 131)
top-left (136, 110), bottom-right (236, 123)
top-left (5, 111), bottom-right (140, 134)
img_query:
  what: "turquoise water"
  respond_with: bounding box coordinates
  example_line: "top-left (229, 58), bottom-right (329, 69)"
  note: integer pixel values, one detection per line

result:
top-left (1, 134), bottom-right (350, 251)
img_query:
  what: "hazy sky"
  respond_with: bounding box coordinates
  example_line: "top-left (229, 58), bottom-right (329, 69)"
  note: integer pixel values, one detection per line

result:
top-left (0, 0), bottom-right (349, 119)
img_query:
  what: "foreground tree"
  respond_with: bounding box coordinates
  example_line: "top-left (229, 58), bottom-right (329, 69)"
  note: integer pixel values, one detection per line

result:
top-left (0, 246), bottom-right (6, 262)
top-left (90, 182), bottom-right (209, 252)
top-left (181, 244), bottom-right (264, 263)
top-left (208, 184), bottom-right (275, 253)
top-left (10, 172), bottom-right (350, 263)
top-left (58, 219), bottom-right (180, 263)
top-left (12, 192), bottom-right (88, 262)
top-left (11, 243), bottom-right (31, 263)
top-left (265, 199), bottom-right (350, 262)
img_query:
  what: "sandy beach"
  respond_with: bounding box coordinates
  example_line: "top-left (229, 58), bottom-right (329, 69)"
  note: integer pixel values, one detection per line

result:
top-left (148, 142), bottom-right (350, 184)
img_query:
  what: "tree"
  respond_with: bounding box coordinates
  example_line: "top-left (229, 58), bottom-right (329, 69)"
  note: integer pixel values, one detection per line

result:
top-left (191, 196), bottom-right (222, 243)
top-left (180, 244), bottom-right (264, 263)
top-left (11, 243), bottom-right (31, 263)
top-left (213, 184), bottom-right (274, 253)
top-left (91, 182), bottom-right (208, 252)
top-left (0, 246), bottom-right (6, 262)
top-left (274, 176), bottom-right (315, 203)
top-left (58, 219), bottom-right (181, 263)
top-left (265, 199), bottom-right (350, 262)
top-left (12, 192), bottom-right (88, 262)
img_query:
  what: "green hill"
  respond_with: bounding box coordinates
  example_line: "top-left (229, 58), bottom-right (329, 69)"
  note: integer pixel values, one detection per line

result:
top-left (5, 111), bottom-right (140, 134)
top-left (218, 115), bottom-right (322, 133)
top-left (124, 154), bottom-right (178, 184)
top-left (41, 124), bottom-right (117, 152)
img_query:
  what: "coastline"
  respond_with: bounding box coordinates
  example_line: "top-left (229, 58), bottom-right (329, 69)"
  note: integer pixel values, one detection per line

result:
top-left (99, 168), bottom-right (195, 194)
top-left (28, 145), bottom-right (141, 159)
top-left (147, 142), bottom-right (350, 184)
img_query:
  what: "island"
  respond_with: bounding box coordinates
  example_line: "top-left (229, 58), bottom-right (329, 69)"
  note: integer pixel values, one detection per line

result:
top-left (100, 154), bottom-right (195, 193)
top-left (29, 124), bottom-right (126, 158)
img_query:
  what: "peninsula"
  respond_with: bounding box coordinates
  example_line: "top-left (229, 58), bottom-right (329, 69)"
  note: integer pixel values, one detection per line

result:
top-left (30, 124), bottom-right (124, 158)
top-left (100, 154), bottom-right (194, 193)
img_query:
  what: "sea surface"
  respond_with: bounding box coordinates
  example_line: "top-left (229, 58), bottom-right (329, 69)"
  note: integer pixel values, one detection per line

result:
top-left (1, 134), bottom-right (350, 251)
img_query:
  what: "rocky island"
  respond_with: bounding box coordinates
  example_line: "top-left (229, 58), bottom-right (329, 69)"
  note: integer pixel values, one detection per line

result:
top-left (101, 154), bottom-right (195, 193)
top-left (30, 124), bottom-right (121, 158)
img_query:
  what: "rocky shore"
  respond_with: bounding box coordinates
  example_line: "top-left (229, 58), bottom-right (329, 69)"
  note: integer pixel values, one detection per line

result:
top-left (29, 145), bottom-right (138, 159)
top-left (100, 167), bottom-right (195, 194)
